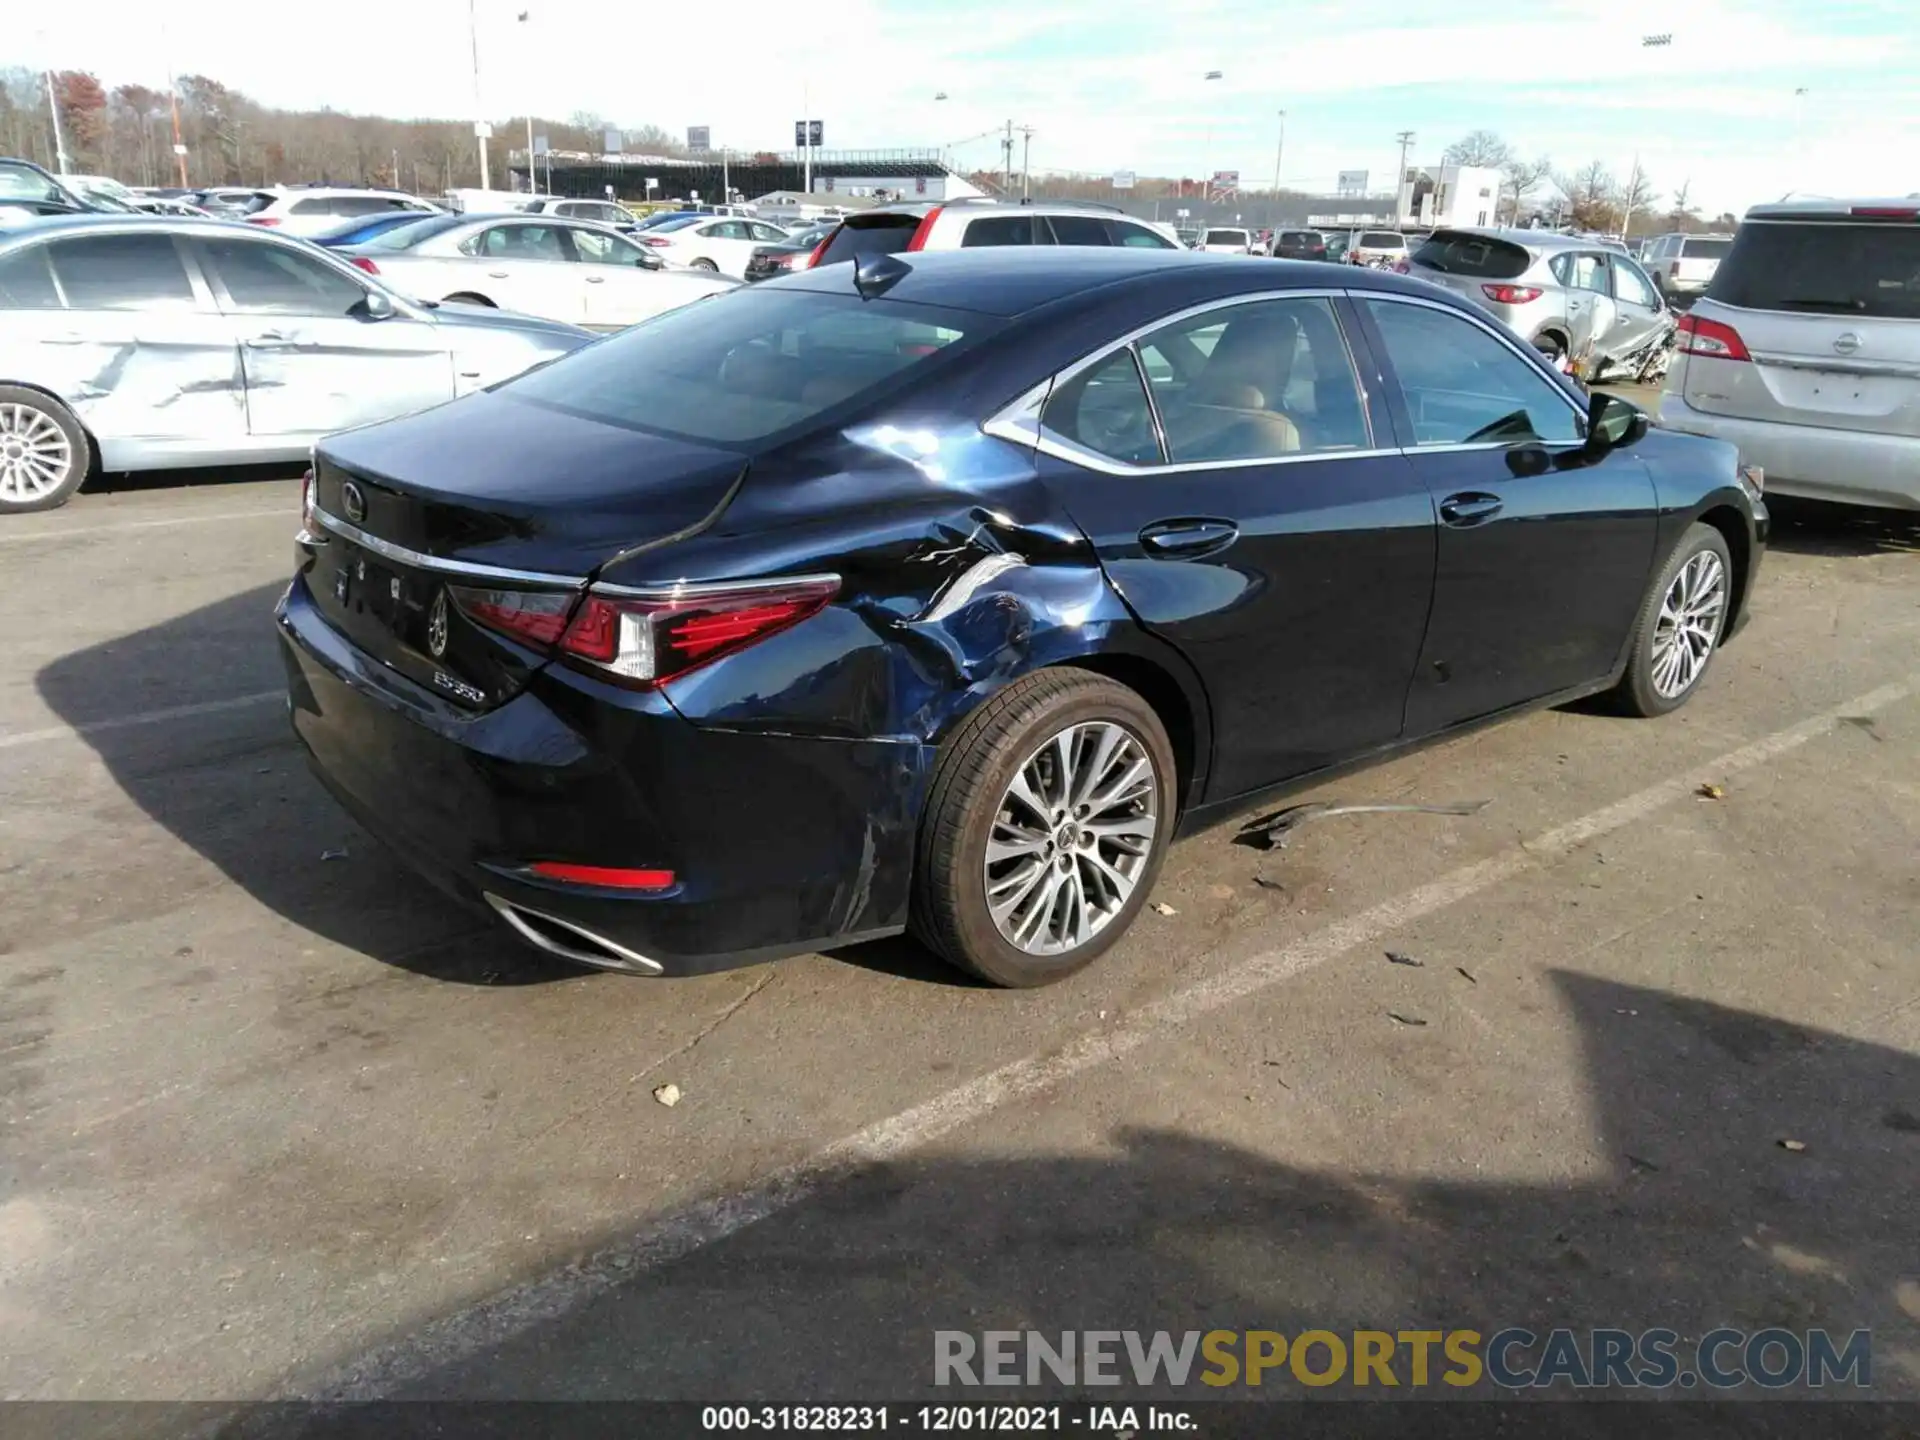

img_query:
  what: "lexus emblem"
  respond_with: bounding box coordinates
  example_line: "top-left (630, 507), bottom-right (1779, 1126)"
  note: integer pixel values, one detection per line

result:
top-left (427, 590), bottom-right (449, 658)
top-left (340, 480), bottom-right (367, 524)
top-left (1833, 332), bottom-right (1862, 356)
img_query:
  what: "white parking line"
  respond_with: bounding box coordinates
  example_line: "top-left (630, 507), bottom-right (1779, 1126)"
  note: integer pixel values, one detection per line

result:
top-left (0, 691), bottom-right (283, 753)
top-left (304, 672), bottom-right (1917, 1400)
top-left (0, 508), bottom-right (295, 545)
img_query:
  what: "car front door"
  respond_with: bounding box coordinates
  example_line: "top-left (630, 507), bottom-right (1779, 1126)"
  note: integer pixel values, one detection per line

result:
top-left (29, 231), bottom-right (247, 456)
top-left (1355, 294), bottom-right (1659, 734)
top-left (460, 222), bottom-right (586, 322)
top-left (1019, 293), bottom-right (1437, 800)
top-left (193, 233), bottom-right (453, 440)
top-left (1603, 254), bottom-right (1667, 361)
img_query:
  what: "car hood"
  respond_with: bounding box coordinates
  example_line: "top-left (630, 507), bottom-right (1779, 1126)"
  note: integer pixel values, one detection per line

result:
top-left (425, 299), bottom-right (593, 342)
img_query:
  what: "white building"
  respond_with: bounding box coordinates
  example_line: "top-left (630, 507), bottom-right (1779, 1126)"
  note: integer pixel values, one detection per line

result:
top-left (1399, 164), bottom-right (1503, 229)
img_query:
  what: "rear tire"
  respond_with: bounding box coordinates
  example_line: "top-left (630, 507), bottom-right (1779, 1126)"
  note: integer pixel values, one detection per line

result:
top-left (0, 386), bottom-right (90, 514)
top-left (911, 669), bottom-right (1176, 988)
top-left (689, 258), bottom-right (720, 272)
top-left (1610, 522), bottom-right (1733, 717)
top-left (442, 292), bottom-right (496, 307)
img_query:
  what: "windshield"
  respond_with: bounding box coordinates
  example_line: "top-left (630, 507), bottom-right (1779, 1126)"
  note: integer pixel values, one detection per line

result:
top-left (502, 290), bottom-right (999, 448)
top-left (1710, 220), bottom-right (1920, 318)
top-left (360, 213), bottom-right (473, 250)
top-left (0, 162), bottom-right (73, 206)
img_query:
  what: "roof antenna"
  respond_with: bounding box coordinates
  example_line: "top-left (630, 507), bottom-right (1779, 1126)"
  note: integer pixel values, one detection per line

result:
top-left (854, 250), bottom-right (911, 300)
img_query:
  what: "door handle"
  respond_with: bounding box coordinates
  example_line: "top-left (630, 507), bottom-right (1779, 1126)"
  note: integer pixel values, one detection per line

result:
top-left (486, 270), bottom-right (509, 278)
top-left (243, 330), bottom-right (293, 348)
top-left (1439, 492), bottom-right (1504, 527)
top-left (1138, 518), bottom-right (1239, 558)
top-left (584, 275), bottom-right (606, 283)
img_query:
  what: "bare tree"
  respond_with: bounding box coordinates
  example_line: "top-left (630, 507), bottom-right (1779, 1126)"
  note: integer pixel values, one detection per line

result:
top-left (1618, 161), bottom-right (1659, 236)
top-left (1502, 154), bottom-right (1554, 223)
top-left (1443, 129), bottom-right (1514, 170)
top-left (1666, 178), bottom-right (1700, 229)
top-left (1555, 159), bottom-right (1619, 231)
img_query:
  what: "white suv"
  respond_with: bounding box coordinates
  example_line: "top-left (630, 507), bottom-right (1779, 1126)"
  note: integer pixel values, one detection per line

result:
top-left (809, 199), bottom-right (1181, 266)
top-left (246, 187), bottom-right (438, 237)
top-left (1640, 232), bottom-right (1734, 303)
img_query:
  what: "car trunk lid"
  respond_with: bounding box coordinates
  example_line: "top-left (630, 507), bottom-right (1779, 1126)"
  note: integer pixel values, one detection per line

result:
top-left (1681, 217), bottom-right (1920, 437)
top-left (308, 389), bottom-right (746, 711)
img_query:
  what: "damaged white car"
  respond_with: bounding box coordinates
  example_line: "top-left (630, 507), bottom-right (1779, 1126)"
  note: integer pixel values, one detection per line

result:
top-left (0, 214), bottom-right (592, 513)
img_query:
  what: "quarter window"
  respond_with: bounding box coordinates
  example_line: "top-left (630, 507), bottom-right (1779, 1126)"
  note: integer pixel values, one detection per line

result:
top-left (1137, 297), bottom-right (1370, 462)
top-left (45, 234), bottom-right (195, 309)
top-left (1365, 299), bottom-right (1581, 446)
top-left (1041, 350), bottom-right (1160, 465)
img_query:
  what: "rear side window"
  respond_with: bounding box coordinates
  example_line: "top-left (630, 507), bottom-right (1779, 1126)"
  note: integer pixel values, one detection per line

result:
top-left (290, 197), bottom-right (332, 215)
top-left (1710, 221), bottom-right (1920, 318)
top-left (1412, 232), bottom-right (1530, 279)
top-left (961, 215), bottom-right (1037, 247)
top-left (1677, 236), bottom-right (1732, 260)
top-left (45, 234), bottom-right (195, 309)
top-left (0, 247), bottom-right (61, 308)
top-left (1046, 215), bottom-right (1111, 246)
top-left (502, 290), bottom-right (995, 447)
top-left (817, 213), bottom-right (921, 266)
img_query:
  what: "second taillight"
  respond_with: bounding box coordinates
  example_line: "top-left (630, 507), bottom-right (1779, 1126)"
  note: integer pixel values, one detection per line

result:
top-left (450, 578), bottom-right (838, 689)
top-left (1482, 283), bottom-right (1543, 304)
top-left (349, 256), bottom-right (380, 274)
top-left (1675, 312), bottom-right (1751, 361)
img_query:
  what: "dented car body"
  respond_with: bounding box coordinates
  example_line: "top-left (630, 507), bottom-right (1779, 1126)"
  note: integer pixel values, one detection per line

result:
top-left (0, 215), bottom-right (591, 476)
top-left (277, 248), bottom-right (1766, 979)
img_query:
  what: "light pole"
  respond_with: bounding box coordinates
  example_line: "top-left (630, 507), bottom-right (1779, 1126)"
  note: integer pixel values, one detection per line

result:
top-left (1394, 129), bottom-right (1416, 225)
top-left (518, 11), bottom-right (536, 193)
top-left (43, 69), bottom-right (70, 173)
top-left (1198, 70), bottom-right (1222, 208)
top-left (468, 0), bottom-right (490, 190)
top-left (1270, 109), bottom-right (1286, 203)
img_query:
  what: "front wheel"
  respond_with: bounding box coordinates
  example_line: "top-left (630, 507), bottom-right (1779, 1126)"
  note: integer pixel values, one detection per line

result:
top-left (689, 258), bottom-right (720, 272)
top-left (1611, 522), bottom-right (1733, 717)
top-left (911, 669), bottom-right (1176, 988)
top-left (0, 386), bottom-right (91, 514)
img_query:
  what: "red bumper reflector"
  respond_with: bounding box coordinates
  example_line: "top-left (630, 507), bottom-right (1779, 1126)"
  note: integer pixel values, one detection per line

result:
top-left (529, 862), bottom-right (676, 890)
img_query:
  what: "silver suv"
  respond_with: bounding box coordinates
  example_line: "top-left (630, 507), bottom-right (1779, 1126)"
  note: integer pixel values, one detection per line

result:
top-left (1405, 228), bottom-right (1675, 382)
top-left (1661, 198), bottom-right (1920, 510)
top-left (809, 199), bottom-right (1181, 265)
top-left (1641, 232), bottom-right (1734, 303)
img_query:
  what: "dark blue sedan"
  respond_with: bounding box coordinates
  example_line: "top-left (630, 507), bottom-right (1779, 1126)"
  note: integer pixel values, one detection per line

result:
top-left (277, 248), bottom-right (1767, 986)
top-left (306, 212), bottom-right (447, 248)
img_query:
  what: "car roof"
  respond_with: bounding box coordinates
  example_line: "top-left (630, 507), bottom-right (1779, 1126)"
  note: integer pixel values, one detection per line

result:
top-left (770, 246), bottom-right (1448, 318)
top-left (1424, 226), bottom-right (1611, 252)
top-left (1742, 196), bottom-right (1920, 220)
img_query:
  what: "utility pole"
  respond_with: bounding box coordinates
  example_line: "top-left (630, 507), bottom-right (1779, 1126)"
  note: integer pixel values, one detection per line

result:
top-left (1394, 129), bottom-right (1417, 224)
top-left (1270, 109), bottom-right (1286, 200)
top-left (1017, 125), bottom-right (1035, 201)
top-left (44, 69), bottom-right (70, 174)
top-left (468, 0), bottom-right (490, 190)
top-left (1002, 119), bottom-right (1013, 193)
top-left (1619, 153), bottom-right (1642, 240)
top-left (166, 74), bottom-right (187, 185)
top-left (722, 147), bottom-right (731, 204)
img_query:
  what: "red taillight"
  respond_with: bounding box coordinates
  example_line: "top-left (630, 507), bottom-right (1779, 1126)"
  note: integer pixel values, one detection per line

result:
top-left (1482, 283), bottom-right (1543, 304)
top-left (904, 206), bottom-right (943, 251)
top-left (804, 231), bottom-right (833, 268)
top-left (350, 256), bottom-right (379, 274)
top-left (451, 577), bottom-right (838, 688)
top-left (528, 861), bottom-right (676, 891)
top-left (247, 215), bottom-right (280, 226)
top-left (1675, 312), bottom-right (1751, 361)
top-left (639, 234), bottom-right (671, 246)
top-left (1851, 205), bottom-right (1918, 218)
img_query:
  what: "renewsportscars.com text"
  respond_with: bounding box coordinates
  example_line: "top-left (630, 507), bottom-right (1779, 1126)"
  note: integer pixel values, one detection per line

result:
top-left (934, 1327), bottom-right (1872, 1390)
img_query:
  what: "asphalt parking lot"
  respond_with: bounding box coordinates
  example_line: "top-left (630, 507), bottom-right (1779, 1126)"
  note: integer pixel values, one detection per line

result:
top-left (2, 454), bottom-right (1917, 1411)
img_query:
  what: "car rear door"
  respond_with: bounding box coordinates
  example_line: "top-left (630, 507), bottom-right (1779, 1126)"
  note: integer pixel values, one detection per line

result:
top-left (1355, 294), bottom-right (1658, 733)
top-left (460, 221), bottom-right (587, 322)
top-left (1020, 292), bottom-right (1436, 799)
top-left (1679, 215), bottom-right (1920, 441)
top-left (193, 232), bottom-right (452, 439)
top-left (1557, 250), bottom-right (1616, 371)
top-left (1603, 253), bottom-right (1667, 359)
top-left (29, 231), bottom-right (247, 452)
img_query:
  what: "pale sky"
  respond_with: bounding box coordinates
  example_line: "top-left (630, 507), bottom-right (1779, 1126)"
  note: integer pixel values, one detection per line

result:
top-left (25, 0), bottom-right (1919, 217)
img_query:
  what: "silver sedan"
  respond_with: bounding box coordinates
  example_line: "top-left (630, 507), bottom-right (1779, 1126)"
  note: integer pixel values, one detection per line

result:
top-left (0, 214), bottom-right (592, 513)
top-left (337, 212), bottom-right (738, 330)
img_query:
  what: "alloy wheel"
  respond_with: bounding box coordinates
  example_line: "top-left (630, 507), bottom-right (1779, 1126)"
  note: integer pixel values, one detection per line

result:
top-left (984, 721), bottom-right (1159, 956)
top-left (0, 403), bottom-right (73, 504)
top-left (1650, 549), bottom-right (1726, 699)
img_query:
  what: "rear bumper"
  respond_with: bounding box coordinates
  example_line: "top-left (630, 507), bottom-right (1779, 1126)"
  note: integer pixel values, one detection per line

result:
top-left (1659, 394), bottom-right (1920, 510)
top-left (277, 575), bottom-right (931, 975)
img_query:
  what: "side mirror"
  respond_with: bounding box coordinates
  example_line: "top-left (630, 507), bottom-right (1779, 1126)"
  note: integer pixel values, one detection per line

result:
top-left (1586, 391), bottom-right (1649, 451)
top-left (355, 289), bottom-right (396, 321)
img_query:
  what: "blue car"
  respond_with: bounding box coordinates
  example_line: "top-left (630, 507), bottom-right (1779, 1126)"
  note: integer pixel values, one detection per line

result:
top-left (306, 211), bottom-right (444, 248)
top-left (278, 248), bottom-right (1766, 986)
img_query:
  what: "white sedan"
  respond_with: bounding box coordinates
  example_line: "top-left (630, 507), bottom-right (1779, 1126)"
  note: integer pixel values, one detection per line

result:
top-left (340, 214), bottom-right (737, 330)
top-left (635, 215), bottom-right (797, 277)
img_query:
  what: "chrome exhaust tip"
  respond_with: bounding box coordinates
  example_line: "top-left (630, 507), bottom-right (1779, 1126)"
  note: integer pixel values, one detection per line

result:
top-left (484, 893), bottom-right (665, 976)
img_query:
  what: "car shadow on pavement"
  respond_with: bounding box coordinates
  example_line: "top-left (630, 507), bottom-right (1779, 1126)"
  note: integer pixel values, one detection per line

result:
top-left (82, 459), bottom-right (310, 499)
top-left (1765, 498), bottom-right (1919, 558)
top-left (35, 581), bottom-right (575, 987)
top-left (256, 971), bottom-right (1918, 1429)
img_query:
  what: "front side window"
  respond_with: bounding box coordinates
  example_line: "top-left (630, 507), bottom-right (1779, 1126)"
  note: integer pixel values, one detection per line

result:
top-left (1113, 222), bottom-right (1175, 249)
top-left (1136, 297), bottom-right (1369, 463)
top-left (203, 238), bottom-right (367, 315)
top-left (0, 247), bottom-right (62, 308)
top-left (1568, 253), bottom-right (1610, 294)
top-left (1365, 299), bottom-right (1581, 447)
top-left (1041, 350), bottom-right (1160, 465)
top-left (572, 229), bottom-right (653, 268)
top-left (45, 234), bottom-right (195, 309)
